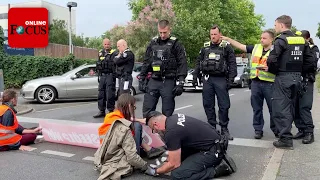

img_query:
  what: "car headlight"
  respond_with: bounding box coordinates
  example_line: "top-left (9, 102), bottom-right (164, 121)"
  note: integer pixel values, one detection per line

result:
top-left (234, 77), bottom-right (240, 81)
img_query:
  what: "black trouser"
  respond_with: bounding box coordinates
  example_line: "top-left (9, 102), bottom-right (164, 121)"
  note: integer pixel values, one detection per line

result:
top-left (171, 145), bottom-right (223, 180)
top-left (118, 75), bottom-right (133, 95)
top-left (142, 78), bottom-right (176, 118)
top-left (294, 81), bottom-right (315, 133)
top-left (272, 73), bottom-right (301, 143)
top-left (250, 79), bottom-right (278, 134)
top-left (97, 74), bottom-right (116, 113)
top-left (202, 76), bottom-right (230, 128)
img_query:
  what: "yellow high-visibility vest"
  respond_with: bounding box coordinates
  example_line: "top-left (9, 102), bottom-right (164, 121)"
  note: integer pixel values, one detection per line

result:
top-left (249, 44), bottom-right (275, 82)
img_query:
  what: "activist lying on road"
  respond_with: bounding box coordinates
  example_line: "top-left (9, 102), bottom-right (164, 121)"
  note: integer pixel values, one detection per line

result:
top-left (0, 89), bottom-right (42, 151)
top-left (94, 94), bottom-right (165, 179)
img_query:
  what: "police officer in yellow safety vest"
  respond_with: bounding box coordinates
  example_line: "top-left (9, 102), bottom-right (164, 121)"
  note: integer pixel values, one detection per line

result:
top-left (221, 30), bottom-right (278, 139)
top-left (267, 15), bottom-right (315, 150)
top-left (93, 38), bottom-right (117, 118)
top-left (292, 30), bottom-right (319, 144)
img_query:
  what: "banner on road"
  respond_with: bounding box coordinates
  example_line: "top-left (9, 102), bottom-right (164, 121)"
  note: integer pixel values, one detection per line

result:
top-left (39, 120), bottom-right (165, 149)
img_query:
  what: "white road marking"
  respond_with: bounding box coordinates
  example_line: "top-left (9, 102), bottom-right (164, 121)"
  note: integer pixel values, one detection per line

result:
top-left (245, 89), bottom-right (251, 92)
top-left (41, 150), bottom-right (75, 157)
top-left (34, 102), bottom-right (96, 113)
top-left (229, 94), bottom-right (235, 96)
top-left (26, 147), bottom-right (37, 151)
top-left (229, 138), bottom-right (274, 149)
top-left (174, 105), bottom-right (193, 111)
top-left (82, 156), bottom-right (95, 161)
top-left (261, 148), bottom-right (285, 180)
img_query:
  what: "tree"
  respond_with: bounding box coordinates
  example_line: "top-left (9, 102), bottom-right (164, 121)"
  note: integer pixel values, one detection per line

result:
top-left (49, 19), bottom-right (86, 47)
top-left (316, 23), bottom-right (320, 39)
top-left (172, 0), bottom-right (264, 66)
top-left (291, 25), bottom-right (298, 34)
top-left (128, 0), bottom-right (151, 20)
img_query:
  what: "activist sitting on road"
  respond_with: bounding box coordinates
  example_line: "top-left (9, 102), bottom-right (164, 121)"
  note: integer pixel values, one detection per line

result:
top-left (0, 89), bottom-right (42, 151)
top-left (98, 93), bottom-right (165, 159)
top-left (94, 93), bottom-right (153, 179)
top-left (143, 111), bottom-right (237, 179)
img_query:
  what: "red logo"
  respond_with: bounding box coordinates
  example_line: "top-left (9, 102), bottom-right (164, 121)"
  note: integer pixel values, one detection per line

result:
top-left (8, 7), bottom-right (49, 48)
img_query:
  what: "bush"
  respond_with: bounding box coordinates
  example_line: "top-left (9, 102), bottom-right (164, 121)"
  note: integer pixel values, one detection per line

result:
top-left (316, 74), bottom-right (320, 93)
top-left (0, 52), bottom-right (95, 88)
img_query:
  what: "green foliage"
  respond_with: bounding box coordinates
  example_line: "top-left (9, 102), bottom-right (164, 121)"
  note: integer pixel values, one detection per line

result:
top-left (128, 0), bottom-right (152, 20)
top-left (316, 23), bottom-right (320, 39)
top-left (291, 25), bottom-right (298, 34)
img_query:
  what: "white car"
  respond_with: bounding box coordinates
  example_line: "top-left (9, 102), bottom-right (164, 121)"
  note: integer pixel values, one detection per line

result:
top-left (183, 69), bottom-right (203, 91)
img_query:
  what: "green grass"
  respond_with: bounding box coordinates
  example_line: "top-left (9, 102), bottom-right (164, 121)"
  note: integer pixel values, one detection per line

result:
top-left (317, 74), bottom-right (320, 93)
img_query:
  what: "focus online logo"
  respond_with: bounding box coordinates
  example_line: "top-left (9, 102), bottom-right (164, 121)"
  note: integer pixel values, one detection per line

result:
top-left (8, 7), bottom-right (49, 48)
top-left (10, 21), bottom-right (47, 35)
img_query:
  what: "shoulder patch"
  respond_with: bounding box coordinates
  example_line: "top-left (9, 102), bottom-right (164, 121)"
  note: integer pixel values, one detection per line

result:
top-left (152, 36), bottom-right (158, 40)
top-left (110, 49), bottom-right (116, 54)
top-left (170, 36), bottom-right (177, 40)
top-left (204, 41), bottom-right (210, 47)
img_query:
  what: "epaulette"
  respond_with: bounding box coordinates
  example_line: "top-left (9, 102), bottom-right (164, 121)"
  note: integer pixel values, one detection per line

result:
top-left (110, 49), bottom-right (116, 53)
top-left (170, 36), bottom-right (177, 40)
top-left (204, 41), bottom-right (210, 47)
top-left (295, 31), bottom-right (302, 36)
top-left (152, 36), bottom-right (158, 40)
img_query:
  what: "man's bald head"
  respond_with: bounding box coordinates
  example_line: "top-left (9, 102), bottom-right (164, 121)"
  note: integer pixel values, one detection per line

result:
top-left (103, 38), bottom-right (111, 50)
top-left (117, 39), bottom-right (128, 53)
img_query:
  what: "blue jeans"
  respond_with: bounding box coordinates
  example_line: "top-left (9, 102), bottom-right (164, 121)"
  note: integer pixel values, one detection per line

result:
top-left (133, 121), bottom-right (143, 155)
top-left (251, 79), bottom-right (277, 134)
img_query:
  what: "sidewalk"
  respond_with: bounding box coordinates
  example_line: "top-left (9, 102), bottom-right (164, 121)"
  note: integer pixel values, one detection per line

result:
top-left (276, 88), bottom-right (320, 180)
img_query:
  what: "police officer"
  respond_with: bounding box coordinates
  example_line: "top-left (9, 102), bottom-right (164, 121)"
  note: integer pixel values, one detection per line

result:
top-left (114, 39), bottom-right (135, 95)
top-left (193, 25), bottom-right (237, 140)
top-left (267, 15), bottom-right (315, 149)
top-left (93, 38), bottom-right (117, 118)
top-left (221, 30), bottom-right (278, 139)
top-left (293, 30), bottom-right (319, 144)
top-left (138, 20), bottom-right (188, 118)
top-left (143, 111), bottom-right (237, 179)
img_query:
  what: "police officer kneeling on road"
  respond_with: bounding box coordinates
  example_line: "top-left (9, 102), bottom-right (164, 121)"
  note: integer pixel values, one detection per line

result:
top-left (193, 25), bottom-right (237, 140)
top-left (267, 15), bottom-right (315, 149)
top-left (94, 38), bottom-right (117, 118)
top-left (138, 19), bottom-right (188, 118)
top-left (143, 111), bottom-right (237, 179)
top-left (293, 30), bottom-right (319, 144)
top-left (114, 39), bottom-right (135, 95)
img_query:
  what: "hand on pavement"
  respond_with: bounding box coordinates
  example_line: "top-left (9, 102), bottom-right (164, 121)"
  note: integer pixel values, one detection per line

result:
top-left (144, 165), bottom-right (157, 176)
top-left (33, 127), bottom-right (42, 134)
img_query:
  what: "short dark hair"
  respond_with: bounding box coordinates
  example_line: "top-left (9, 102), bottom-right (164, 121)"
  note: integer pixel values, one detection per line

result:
top-left (276, 15), bottom-right (292, 29)
top-left (301, 30), bottom-right (311, 39)
top-left (158, 20), bottom-right (170, 28)
top-left (211, 24), bottom-right (221, 33)
top-left (145, 111), bottom-right (162, 125)
top-left (1, 89), bottom-right (17, 103)
top-left (263, 30), bottom-right (275, 39)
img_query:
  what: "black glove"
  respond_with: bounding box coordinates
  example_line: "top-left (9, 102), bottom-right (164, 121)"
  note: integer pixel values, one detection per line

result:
top-left (144, 165), bottom-right (157, 176)
top-left (173, 84), bottom-right (184, 96)
top-left (227, 78), bottom-right (234, 91)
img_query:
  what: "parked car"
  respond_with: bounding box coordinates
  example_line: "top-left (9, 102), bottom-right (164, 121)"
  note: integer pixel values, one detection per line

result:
top-left (20, 63), bottom-right (143, 104)
top-left (183, 64), bottom-right (249, 91)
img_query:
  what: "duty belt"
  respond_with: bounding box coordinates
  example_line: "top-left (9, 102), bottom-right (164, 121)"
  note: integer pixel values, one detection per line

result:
top-left (278, 72), bottom-right (301, 76)
top-left (101, 73), bottom-right (113, 76)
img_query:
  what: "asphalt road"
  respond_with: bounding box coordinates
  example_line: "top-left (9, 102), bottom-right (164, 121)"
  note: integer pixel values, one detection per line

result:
top-left (1, 87), bottom-right (282, 180)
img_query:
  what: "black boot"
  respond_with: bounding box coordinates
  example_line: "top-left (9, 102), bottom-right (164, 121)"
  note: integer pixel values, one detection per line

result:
top-left (302, 133), bottom-right (314, 144)
top-left (273, 140), bottom-right (293, 150)
top-left (213, 160), bottom-right (233, 178)
top-left (293, 130), bottom-right (305, 139)
top-left (254, 131), bottom-right (263, 139)
top-left (93, 111), bottom-right (105, 118)
top-left (221, 127), bottom-right (234, 141)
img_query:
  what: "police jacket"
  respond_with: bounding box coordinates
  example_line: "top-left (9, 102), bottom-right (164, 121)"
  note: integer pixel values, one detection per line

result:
top-left (193, 41), bottom-right (237, 81)
top-left (267, 30), bottom-right (315, 75)
top-left (140, 36), bottom-right (188, 82)
top-left (96, 49), bottom-right (117, 74)
top-left (113, 49), bottom-right (135, 79)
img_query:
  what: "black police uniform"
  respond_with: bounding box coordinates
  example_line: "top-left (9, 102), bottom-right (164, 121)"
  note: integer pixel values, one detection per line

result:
top-left (139, 36), bottom-right (188, 118)
top-left (162, 113), bottom-right (236, 180)
top-left (267, 30), bottom-right (315, 148)
top-left (293, 44), bottom-right (319, 143)
top-left (94, 48), bottom-right (117, 118)
top-left (114, 48), bottom-right (135, 95)
top-left (193, 41), bottom-right (237, 139)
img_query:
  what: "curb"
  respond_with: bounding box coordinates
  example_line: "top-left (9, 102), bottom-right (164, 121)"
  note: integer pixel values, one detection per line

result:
top-left (16, 107), bottom-right (34, 115)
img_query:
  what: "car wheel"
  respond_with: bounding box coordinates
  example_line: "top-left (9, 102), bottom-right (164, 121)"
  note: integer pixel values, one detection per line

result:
top-left (130, 86), bottom-right (136, 96)
top-left (35, 85), bottom-right (57, 104)
top-left (241, 80), bottom-right (245, 88)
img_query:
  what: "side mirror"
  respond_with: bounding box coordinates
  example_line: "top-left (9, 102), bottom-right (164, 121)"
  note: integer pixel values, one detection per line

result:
top-left (70, 75), bottom-right (77, 80)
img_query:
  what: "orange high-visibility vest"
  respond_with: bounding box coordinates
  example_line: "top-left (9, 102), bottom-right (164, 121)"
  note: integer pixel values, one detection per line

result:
top-left (249, 44), bottom-right (275, 82)
top-left (0, 105), bottom-right (22, 146)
